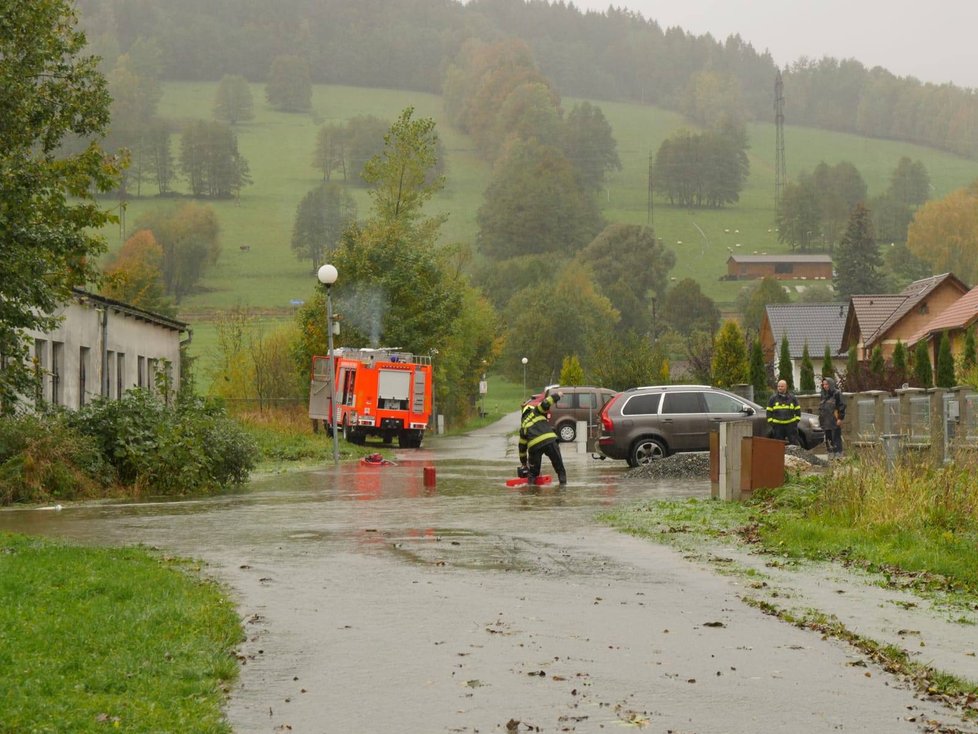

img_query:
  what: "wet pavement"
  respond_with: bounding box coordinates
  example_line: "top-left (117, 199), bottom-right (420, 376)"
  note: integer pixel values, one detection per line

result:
top-left (2, 414), bottom-right (977, 733)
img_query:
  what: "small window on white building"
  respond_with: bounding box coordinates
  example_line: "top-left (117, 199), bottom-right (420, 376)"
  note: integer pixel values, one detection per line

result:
top-left (51, 341), bottom-right (64, 406)
top-left (116, 353), bottom-right (125, 398)
top-left (79, 346), bottom-right (90, 408)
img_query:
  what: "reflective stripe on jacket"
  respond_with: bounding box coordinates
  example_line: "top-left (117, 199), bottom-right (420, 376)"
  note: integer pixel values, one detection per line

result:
top-left (766, 393), bottom-right (801, 425)
top-left (518, 395), bottom-right (558, 463)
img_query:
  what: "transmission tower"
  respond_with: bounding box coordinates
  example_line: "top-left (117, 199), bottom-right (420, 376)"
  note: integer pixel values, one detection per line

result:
top-left (774, 69), bottom-right (787, 214)
top-left (647, 150), bottom-right (654, 227)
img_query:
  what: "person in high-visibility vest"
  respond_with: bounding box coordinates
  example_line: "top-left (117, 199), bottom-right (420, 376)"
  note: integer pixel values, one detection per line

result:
top-left (766, 379), bottom-right (801, 445)
top-left (518, 389), bottom-right (567, 485)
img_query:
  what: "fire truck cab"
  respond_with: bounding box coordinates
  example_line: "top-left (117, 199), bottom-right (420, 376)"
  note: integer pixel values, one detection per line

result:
top-left (309, 348), bottom-right (433, 448)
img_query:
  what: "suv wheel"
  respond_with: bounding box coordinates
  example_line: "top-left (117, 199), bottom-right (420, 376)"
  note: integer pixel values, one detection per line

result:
top-left (557, 422), bottom-right (576, 442)
top-left (628, 437), bottom-right (666, 467)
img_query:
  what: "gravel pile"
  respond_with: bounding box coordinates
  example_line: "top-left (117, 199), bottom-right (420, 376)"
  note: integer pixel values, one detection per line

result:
top-left (624, 452), bottom-right (710, 480)
top-left (624, 444), bottom-right (827, 481)
top-left (785, 444), bottom-right (828, 467)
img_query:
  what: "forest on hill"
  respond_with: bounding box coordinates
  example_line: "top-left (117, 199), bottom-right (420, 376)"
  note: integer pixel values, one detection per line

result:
top-left (77, 0), bottom-right (978, 158)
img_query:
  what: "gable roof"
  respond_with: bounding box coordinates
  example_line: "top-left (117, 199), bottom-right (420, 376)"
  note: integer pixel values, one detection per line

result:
top-left (764, 303), bottom-right (849, 359)
top-left (863, 273), bottom-right (968, 347)
top-left (727, 254), bottom-right (832, 264)
top-left (905, 285), bottom-right (978, 346)
top-left (839, 273), bottom-right (970, 352)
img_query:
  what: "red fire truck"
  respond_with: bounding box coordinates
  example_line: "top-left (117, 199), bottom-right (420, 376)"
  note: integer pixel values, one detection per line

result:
top-left (308, 348), bottom-right (433, 448)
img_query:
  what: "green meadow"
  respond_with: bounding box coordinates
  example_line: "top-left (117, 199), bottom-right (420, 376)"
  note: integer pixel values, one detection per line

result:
top-left (105, 82), bottom-right (978, 373)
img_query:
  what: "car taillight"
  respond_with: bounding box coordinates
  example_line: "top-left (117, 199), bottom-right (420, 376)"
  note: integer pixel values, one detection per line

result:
top-left (600, 394), bottom-right (620, 432)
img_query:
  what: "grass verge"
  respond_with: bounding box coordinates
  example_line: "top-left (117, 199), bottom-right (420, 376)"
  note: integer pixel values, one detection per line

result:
top-left (0, 533), bottom-right (242, 733)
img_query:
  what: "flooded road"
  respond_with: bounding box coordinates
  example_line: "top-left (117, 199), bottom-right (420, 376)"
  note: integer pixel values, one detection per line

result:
top-left (1, 416), bottom-right (974, 733)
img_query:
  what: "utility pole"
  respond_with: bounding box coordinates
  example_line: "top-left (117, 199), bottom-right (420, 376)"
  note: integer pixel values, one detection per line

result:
top-left (774, 69), bottom-right (787, 215)
top-left (647, 150), bottom-right (654, 227)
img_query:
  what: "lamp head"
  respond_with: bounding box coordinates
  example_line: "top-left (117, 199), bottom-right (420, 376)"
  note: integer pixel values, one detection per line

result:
top-left (521, 357), bottom-right (528, 365)
top-left (317, 264), bottom-right (338, 286)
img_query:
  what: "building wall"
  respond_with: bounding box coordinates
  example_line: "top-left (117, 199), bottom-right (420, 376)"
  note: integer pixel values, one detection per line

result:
top-left (728, 261), bottom-right (833, 280)
top-left (25, 299), bottom-right (184, 410)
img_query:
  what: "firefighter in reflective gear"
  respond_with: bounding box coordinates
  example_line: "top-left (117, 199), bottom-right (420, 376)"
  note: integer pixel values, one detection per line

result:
top-left (519, 390), bottom-right (567, 485)
top-left (766, 379), bottom-right (801, 445)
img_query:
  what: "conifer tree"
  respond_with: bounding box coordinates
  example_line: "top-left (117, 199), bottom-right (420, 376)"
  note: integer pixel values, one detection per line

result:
top-left (799, 342), bottom-right (815, 392)
top-left (892, 340), bottom-right (908, 385)
top-left (963, 327), bottom-right (977, 371)
top-left (869, 345), bottom-right (885, 383)
top-left (846, 345), bottom-right (859, 390)
top-left (777, 333), bottom-right (794, 391)
top-left (935, 332), bottom-right (956, 388)
top-left (749, 339), bottom-right (769, 402)
top-left (913, 340), bottom-right (933, 387)
top-left (822, 344), bottom-right (834, 382)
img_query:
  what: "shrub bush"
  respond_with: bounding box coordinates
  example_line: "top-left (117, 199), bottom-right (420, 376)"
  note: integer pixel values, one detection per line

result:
top-left (69, 389), bottom-right (257, 497)
top-left (0, 414), bottom-right (109, 505)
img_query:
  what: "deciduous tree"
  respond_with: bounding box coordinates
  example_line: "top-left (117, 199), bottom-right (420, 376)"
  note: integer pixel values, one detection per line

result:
top-left (0, 0), bottom-right (121, 409)
top-left (136, 203), bottom-right (220, 302)
top-left (265, 55), bottom-right (311, 112)
top-left (213, 74), bottom-right (254, 124)
top-left (561, 101), bottom-right (621, 192)
top-left (179, 120), bottom-right (251, 198)
top-left (477, 137), bottom-right (603, 259)
top-left (712, 320), bottom-right (749, 388)
top-left (907, 182), bottom-right (978, 285)
top-left (575, 225), bottom-right (675, 336)
top-left (661, 278), bottom-right (720, 337)
top-left (101, 230), bottom-right (172, 315)
top-left (737, 276), bottom-right (789, 337)
top-left (291, 183), bottom-right (356, 273)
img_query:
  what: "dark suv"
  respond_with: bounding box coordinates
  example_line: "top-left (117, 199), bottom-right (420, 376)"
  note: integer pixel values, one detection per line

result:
top-left (596, 385), bottom-right (823, 466)
top-left (527, 386), bottom-right (618, 442)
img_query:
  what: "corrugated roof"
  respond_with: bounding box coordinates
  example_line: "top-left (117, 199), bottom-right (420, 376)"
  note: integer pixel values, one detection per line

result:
top-left (906, 285), bottom-right (978, 345)
top-left (864, 273), bottom-right (968, 347)
top-left (727, 254), bottom-right (832, 264)
top-left (765, 303), bottom-right (849, 359)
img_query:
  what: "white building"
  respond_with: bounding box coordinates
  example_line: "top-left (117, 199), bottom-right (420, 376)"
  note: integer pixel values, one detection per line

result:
top-left (23, 289), bottom-right (190, 409)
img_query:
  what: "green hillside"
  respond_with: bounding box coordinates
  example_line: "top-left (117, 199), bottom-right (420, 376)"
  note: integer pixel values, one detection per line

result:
top-left (107, 82), bottom-right (978, 372)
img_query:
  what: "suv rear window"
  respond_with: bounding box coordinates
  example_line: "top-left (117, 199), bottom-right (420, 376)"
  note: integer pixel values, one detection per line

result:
top-left (622, 393), bottom-right (662, 415)
top-left (662, 392), bottom-right (705, 414)
top-left (704, 391), bottom-right (746, 413)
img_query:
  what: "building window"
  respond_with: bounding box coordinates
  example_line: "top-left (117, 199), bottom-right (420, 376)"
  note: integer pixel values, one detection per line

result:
top-left (116, 353), bottom-right (125, 398)
top-left (34, 339), bottom-right (47, 407)
top-left (79, 347), bottom-right (90, 408)
top-left (774, 262), bottom-right (793, 274)
top-left (51, 341), bottom-right (64, 406)
top-left (147, 358), bottom-right (158, 394)
top-left (106, 350), bottom-right (116, 399)
top-left (137, 355), bottom-right (145, 388)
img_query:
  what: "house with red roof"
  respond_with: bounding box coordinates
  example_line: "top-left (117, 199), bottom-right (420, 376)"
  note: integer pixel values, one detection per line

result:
top-left (905, 285), bottom-right (978, 366)
top-left (840, 273), bottom-right (970, 360)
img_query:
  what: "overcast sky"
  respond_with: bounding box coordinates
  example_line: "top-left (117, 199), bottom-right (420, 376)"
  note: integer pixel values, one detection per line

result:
top-left (570, 0), bottom-right (978, 89)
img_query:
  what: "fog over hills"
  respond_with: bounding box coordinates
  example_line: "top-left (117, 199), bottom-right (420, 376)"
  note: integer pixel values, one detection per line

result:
top-left (572, 0), bottom-right (978, 88)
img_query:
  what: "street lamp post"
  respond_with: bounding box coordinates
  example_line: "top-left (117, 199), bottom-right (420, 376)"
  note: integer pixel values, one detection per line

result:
top-left (317, 263), bottom-right (340, 466)
top-left (521, 356), bottom-right (528, 400)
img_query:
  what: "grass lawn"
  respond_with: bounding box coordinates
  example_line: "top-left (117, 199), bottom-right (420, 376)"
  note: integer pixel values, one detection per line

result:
top-left (0, 533), bottom-right (242, 733)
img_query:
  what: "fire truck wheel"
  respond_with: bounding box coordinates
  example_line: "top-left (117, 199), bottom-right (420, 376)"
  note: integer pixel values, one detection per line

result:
top-left (343, 421), bottom-right (365, 445)
top-left (398, 431), bottom-right (423, 449)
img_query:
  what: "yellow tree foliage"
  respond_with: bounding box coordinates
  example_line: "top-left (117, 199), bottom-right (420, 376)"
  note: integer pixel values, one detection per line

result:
top-left (101, 230), bottom-right (171, 314)
top-left (907, 182), bottom-right (978, 283)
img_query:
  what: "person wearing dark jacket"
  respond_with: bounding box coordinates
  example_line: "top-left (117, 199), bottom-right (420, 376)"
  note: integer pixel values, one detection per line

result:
top-left (767, 379), bottom-right (801, 445)
top-left (519, 389), bottom-right (567, 485)
top-left (818, 376), bottom-right (846, 457)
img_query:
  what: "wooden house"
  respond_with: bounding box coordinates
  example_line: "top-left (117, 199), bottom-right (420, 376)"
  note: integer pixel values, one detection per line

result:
top-left (726, 254), bottom-right (833, 281)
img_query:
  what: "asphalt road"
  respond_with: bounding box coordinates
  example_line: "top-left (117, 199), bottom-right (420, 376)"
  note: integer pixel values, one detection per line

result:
top-left (2, 414), bottom-right (975, 733)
